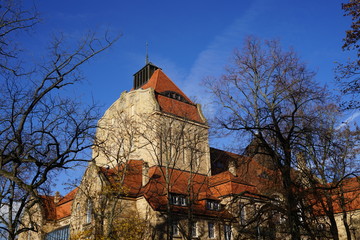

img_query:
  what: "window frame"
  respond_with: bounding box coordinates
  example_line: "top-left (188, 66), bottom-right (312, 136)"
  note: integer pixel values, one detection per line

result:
top-left (206, 200), bottom-right (220, 211)
top-left (171, 220), bottom-right (180, 237)
top-left (86, 199), bottom-right (92, 224)
top-left (208, 222), bottom-right (215, 239)
top-left (239, 202), bottom-right (247, 225)
top-left (169, 193), bottom-right (187, 206)
top-left (192, 221), bottom-right (198, 238)
top-left (224, 224), bottom-right (232, 240)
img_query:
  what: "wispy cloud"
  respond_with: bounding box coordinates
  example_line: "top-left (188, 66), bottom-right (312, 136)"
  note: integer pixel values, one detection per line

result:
top-left (181, 0), bottom-right (265, 119)
top-left (336, 110), bottom-right (360, 130)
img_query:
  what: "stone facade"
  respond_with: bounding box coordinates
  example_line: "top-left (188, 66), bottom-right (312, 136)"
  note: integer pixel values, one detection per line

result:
top-left (18, 63), bottom-right (360, 240)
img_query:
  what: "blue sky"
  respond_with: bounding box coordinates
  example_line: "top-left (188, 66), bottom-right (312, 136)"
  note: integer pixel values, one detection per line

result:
top-left (29, 0), bottom-right (353, 112)
top-left (24, 0), bottom-right (358, 192)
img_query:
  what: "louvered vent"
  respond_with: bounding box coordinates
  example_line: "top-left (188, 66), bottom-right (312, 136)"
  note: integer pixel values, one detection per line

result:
top-left (133, 63), bottom-right (159, 90)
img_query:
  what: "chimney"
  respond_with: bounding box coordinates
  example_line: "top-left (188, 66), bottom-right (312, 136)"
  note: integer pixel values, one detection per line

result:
top-left (54, 191), bottom-right (61, 204)
top-left (142, 162), bottom-right (149, 186)
top-left (228, 160), bottom-right (237, 177)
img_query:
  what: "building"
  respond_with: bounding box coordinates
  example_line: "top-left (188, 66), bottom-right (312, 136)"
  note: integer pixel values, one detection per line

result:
top-left (19, 63), bottom-right (360, 240)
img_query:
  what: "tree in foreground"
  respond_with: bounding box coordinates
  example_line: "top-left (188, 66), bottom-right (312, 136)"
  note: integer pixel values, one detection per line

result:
top-left (0, 1), bottom-right (118, 239)
top-left (337, 0), bottom-right (360, 109)
top-left (206, 37), bottom-right (358, 240)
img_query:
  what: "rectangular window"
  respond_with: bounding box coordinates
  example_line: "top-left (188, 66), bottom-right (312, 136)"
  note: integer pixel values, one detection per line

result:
top-left (239, 202), bottom-right (246, 225)
top-left (171, 221), bottom-right (179, 237)
top-left (192, 222), bottom-right (197, 238)
top-left (208, 222), bottom-right (215, 239)
top-left (180, 196), bottom-right (187, 206)
top-left (224, 224), bottom-right (231, 240)
top-left (169, 194), bottom-right (187, 206)
top-left (86, 199), bottom-right (92, 224)
top-left (206, 200), bottom-right (220, 211)
top-left (172, 195), bottom-right (180, 205)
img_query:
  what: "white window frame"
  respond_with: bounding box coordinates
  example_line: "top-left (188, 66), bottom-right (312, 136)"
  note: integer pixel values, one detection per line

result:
top-left (206, 200), bottom-right (220, 211)
top-left (170, 194), bottom-right (187, 206)
top-left (180, 196), bottom-right (187, 206)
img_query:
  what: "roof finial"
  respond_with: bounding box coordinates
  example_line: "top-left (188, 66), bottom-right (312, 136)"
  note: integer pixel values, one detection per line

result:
top-left (145, 42), bottom-right (149, 64)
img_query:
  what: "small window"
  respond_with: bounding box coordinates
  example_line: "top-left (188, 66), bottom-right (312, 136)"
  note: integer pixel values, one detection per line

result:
top-left (180, 197), bottom-right (187, 206)
top-left (206, 200), bottom-right (221, 211)
top-left (169, 194), bottom-right (187, 206)
top-left (224, 224), bottom-right (232, 240)
top-left (76, 203), bottom-right (81, 218)
top-left (208, 222), bottom-right (215, 239)
top-left (192, 222), bottom-right (197, 238)
top-left (171, 220), bottom-right (180, 237)
top-left (86, 199), bottom-right (92, 224)
top-left (239, 202), bottom-right (246, 225)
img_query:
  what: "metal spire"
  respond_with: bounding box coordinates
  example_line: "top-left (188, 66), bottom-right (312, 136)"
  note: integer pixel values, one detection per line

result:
top-left (145, 42), bottom-right (149, 64)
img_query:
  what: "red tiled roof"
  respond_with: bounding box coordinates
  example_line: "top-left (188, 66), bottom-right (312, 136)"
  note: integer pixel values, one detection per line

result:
top-left (99, 160), bottom-right (143, 197)
top-left (210, 147), bottom-right (282, 195)
top-left (155, 94), bottom-right (204, 123)
top-left (209, 171), bottom-right (259, 198)
top-left (41, 188), bottom-right (78, 221)
top-left (141, 70), bottom-right (192, 103)
top-left (138, 69), bottom-right (205, 123)
top-left (142, 166), bottom-right (231, 218)
top-left (312, 177), bottom-right (360, 215)
top-left (40, 148), bottom-right (360, 223)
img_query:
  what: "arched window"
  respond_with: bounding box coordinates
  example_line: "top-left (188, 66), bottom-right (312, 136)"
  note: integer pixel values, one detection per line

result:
top-left (86, 199), bottom-right (92, 224)
top-left (76, 203), bottom-right (80, 219)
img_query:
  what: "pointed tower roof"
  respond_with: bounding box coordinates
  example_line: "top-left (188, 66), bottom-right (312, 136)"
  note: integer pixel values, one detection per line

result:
top-left (132, 66), bottom-right (205, 124)
top-left (141, 69), bottom-right (192, 103)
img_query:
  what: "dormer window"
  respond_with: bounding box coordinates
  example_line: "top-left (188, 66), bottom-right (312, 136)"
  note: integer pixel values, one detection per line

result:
top-left (169, 194), bottom-right (187, 206)
top-left (206, 200), bottom-right (221, 211)
top-left (160, 91), bottom-right (190, 104)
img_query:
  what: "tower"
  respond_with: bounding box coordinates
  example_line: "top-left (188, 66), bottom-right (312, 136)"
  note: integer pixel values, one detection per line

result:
top-left (93, 63), bottom-right (211, 175)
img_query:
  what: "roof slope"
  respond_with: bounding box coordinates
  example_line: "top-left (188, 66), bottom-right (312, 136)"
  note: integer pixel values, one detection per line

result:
top-left (41, 188), bottom-right (78, 221)
top-left (141, 69), bottom-right (191, 103)
top-left (140, 69), bottom-right (205, 123)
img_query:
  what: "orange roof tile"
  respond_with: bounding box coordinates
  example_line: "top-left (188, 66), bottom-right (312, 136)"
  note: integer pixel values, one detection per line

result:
top-left (138, 69), bottom-right (205, 123)
top-left (312, 177), bottom-right (360, 215)
top-left (142, 166), bottom-right (231, 218)
top-left (99, 160), bottom-right (143, 197)
top-left (141, 70), bottom-right (192, 103)
top-left (41, 188), bottom-right (78, 221)
top-left (156, 94), bottom-right (204, 123)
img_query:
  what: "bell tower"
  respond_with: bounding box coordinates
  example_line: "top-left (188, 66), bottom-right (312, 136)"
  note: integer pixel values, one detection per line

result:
top-left (133, 62), bottom-right (159, 90)
top-left (93, 63), bottom-right (211, 175)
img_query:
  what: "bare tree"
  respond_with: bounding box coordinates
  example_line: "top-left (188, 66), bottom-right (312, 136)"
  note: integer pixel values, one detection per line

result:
top-left (0, 1), bottom-right (118, 239)
top-left (206, 37), bottom-right (336, 240)
top-left (336, 0), bottom-right (360, 109)
top-left (89, 112), bottom-right (147, 240)
top-left (302, 119), bottom-right (360, 240)
top-left (139, 109), bottom-right (210, 240)
top-left (0, 0), bottom-right (39, 75)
